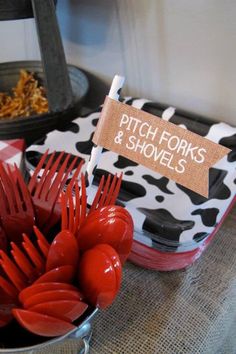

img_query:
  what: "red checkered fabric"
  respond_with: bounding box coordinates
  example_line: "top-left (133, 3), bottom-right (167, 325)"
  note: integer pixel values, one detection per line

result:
top-left (0, 139), bottom-right (25, 168)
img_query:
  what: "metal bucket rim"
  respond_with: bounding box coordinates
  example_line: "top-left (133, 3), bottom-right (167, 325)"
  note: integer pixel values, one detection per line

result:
top-left (0, 308), bottom-right (98, 353)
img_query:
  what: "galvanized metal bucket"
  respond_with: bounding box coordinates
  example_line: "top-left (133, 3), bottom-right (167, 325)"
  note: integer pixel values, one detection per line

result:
top-left (0, 308), bottom-right (98, 354)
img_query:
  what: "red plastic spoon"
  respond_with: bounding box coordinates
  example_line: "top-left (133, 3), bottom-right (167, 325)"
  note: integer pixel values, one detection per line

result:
top-left (23, 289), bottom-right (83, 309)
top-left (78, 244), bottom-right (121, 309)
top-left (78, 208), bottom-right (133, 264)
top-left (87, 206), bottom-right (134, 228)
top-left (19, 282), bottom-right (81, 304)
top-left (34, 265), bottom-right (74, 284)
top-left (46, 230), bottom-right (79, 272)
top-left (12, 309), bottom-right (76, 337)
top-left (29, 300), bottom-right (88, 322)
top-left (94, 244), bottom-right (122, 293)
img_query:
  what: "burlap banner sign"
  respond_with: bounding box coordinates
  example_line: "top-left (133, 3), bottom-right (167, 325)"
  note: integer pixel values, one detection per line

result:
top-left (93, 97), bottom-right (230, 197)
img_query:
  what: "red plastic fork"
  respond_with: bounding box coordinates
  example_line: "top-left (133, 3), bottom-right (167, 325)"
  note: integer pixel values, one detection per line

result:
top-left (0, 163), bottom-right (34, 244)
top-left (43, 159), bottom-right (84, 235)
top-left (61, 173), bottom-right (87, 234)
top-left (0, 275), bottom-right (18, 299)
top-left (33, 225), bottom-right (50, 258)
top-left (0, 230), bottom-right (49, 291)
top-left (28, 151), bottom-right (80, 231)
top-left (11, 242), bottom-right (38, 282)
top-left (89, 173), bottom-right (123, 214)
top-left (21, 234), bottom-right (45, 275)
top-left (0, 225), bottom-right (7, 252)
top-left (0, 250), bottom-right (28, 291)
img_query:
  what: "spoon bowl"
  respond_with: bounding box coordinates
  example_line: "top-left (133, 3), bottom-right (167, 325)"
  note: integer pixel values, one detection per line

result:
top-left (19, 282), bottom-right (80, 304)
top-left (12, 309), bottom-right (76, 337)
top-left (29, 300), bottom-right (88, 322)
top-left (34, 265), bottom-right (74, 284)
top-left (78, 244), bottom-right (121, 309)
top-left (78, 209), bottom-right (133, 263)
top-left (23, 289), bottom-right (83, 309)
top-left (46, 230), bottom-right (79, 272)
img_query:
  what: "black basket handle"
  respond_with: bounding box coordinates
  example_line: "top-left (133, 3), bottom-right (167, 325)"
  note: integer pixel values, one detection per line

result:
top-left (31, 0), bottom-right (73, 112)
top-left (0, 0), bottom-right (57, 21)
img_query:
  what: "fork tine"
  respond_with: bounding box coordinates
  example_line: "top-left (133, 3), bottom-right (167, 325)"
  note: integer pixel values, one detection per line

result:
top-left (73, 183), bottom-right (81, 234)
top-left (61, 180), bottom-right (81, 234)
top-left (61, 184), bottom-right (74, 233)
top-left (11, 242), bottom-right (37, 281)
top-left (104, 174), bottom-right (117, 206)
top-left (22, 234), bottom-right (45, 274)
top-left (0, 163), bottom-right (16, 213)
top-left (109, 173), bottom-right (123, 205)
top-left (47, 155), bottom-right (78, 198)
top-left (36, 240), bottom-right (49, 258)
top-left (33, 226), bottom-right (50, 252)
top-left (14, 164), bottom-right (34, 214)
top-left (68, 185), bottom-right (75, 233)
top-left (33, 152), bottom-right (56, 198)
top-left (38, 151), bottom-right (65, 199)
top-left (42, 152), bottom-right (71, 200)
top-left (98, 174), bottom-right (111, 209)
top-left (6, 166), bottom-right (23, 213)
top-left (6, 164), bottom-right (16, 182)
top-left (80, 173), bottom-right (87, 226)
top-left (0, 179), bottom-right (8, 217)
top-left (46, 154), bottom-right (77, 212)
top-left (0, 250), bottom-right (27, 291)
top-left (68, 160), bottom-right (84, 188)
top-left (61, 192), bottom-right (68, 231)
top-left (40, 156), bottom-right (81, 234)
top-left (28, 149), bottom-right (49, 193)
top-left (89, 175), bottom-right (105, 214)
top-left (0, 275), bottom-right (18, 299)
top-left (67, 159), bottom-right (84, 189)
top-left (59, 156), bottom-right (81, 197)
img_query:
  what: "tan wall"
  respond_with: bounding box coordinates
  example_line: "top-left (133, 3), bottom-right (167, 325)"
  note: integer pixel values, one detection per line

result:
top-left (0, 0), bottom-right (236, 125)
